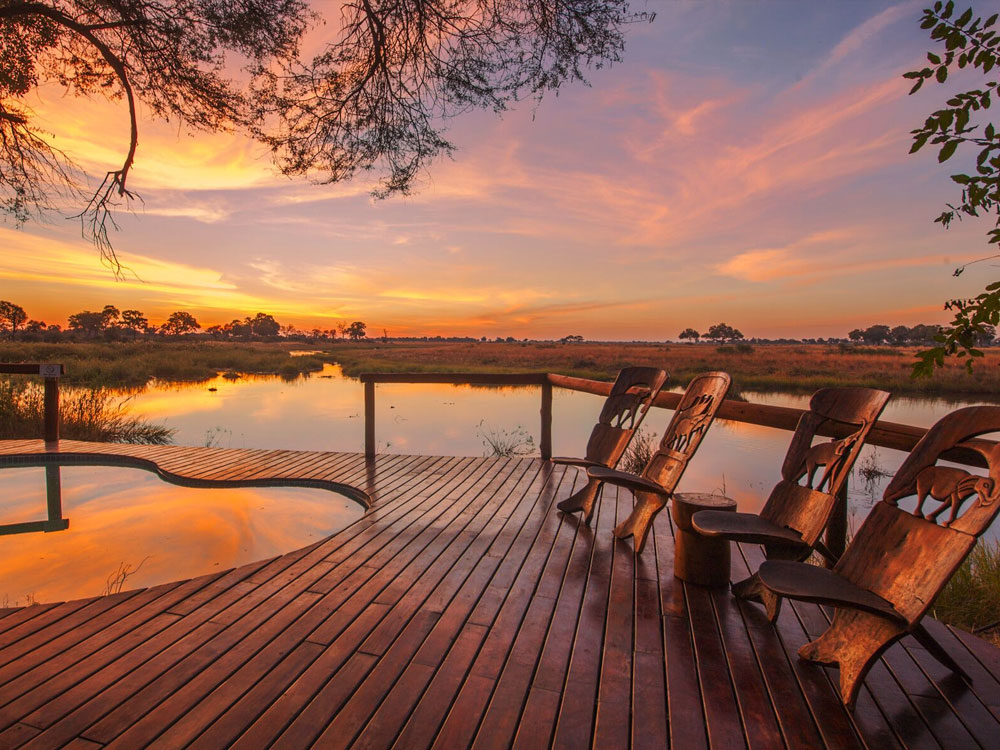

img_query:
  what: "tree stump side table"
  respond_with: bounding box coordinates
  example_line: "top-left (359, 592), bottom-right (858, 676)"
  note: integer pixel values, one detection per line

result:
top-left (671, 493), bottom-right (737, 587)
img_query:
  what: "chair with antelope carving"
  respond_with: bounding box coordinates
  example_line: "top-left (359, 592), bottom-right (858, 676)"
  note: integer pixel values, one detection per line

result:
top-left (586, 371), bottom-right (731, 552)
top-left (554, 366), bottom-right (668, 522)
top-left (757, 405), bottom-right (1000, 709)
top-left (691, 387), bottom-right (890, 614)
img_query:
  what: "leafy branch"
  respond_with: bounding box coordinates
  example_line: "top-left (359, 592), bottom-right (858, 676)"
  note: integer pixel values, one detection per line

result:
top-left (906, 2), bottom-right (1000, 376)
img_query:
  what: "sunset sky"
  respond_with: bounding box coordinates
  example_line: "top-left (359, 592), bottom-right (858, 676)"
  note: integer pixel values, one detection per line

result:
top-left (3, 0), bottom-right (997, 340)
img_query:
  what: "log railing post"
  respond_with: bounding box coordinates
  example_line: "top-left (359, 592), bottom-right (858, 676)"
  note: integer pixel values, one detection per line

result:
top-left (44, 376), bottom-right (60, 444)
top-left (540, 380), bottom-right (553, 460)
top-left (825, 480), bottom-right (849, 567)
top-left (364, 379), bottom-right (375, 461)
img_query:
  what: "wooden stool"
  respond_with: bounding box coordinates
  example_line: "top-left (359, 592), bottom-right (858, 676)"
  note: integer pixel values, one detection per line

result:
top-left (671, 493), bottom-right (737, 587)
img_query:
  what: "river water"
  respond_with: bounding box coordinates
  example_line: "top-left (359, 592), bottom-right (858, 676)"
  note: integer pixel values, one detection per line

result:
top-left (3, 363), bottom-right (998, 604)
top-left (125, 364), bottom-right (998, 532)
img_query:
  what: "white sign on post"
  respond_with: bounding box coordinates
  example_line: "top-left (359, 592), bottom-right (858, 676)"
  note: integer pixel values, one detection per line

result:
top-left (38, 364), bottom-right (62, 378)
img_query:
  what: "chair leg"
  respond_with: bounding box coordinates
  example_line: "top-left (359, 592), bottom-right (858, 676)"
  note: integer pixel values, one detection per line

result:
top-left (731, 572), bottom-right (781, 621)
top-left (799, 609), bottom-right (903, 711)
top-left (556, 478), bottom-right (602, 524)
top-left (912, 622), bottom-right (971, 682)
top-left (613, 491), bottom-right (666, 553)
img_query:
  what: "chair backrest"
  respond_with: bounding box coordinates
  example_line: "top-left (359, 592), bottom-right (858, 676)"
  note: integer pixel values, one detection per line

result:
top-left (639, 371), bottom-right (732, 491)
top-left (835, 406), bottom-right (1000, 625)
top-left (760, 387), bottom-right (890, 546)
top-left (582, 366), bottom-right (668, 466)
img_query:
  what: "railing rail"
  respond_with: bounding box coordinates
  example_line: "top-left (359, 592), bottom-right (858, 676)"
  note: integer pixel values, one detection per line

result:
top-left (1, 363), bottom-right (64, 443)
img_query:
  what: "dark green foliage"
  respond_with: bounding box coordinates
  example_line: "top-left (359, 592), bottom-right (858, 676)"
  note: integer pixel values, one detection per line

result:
top-left (906, 3), bottom-right (1000, 376)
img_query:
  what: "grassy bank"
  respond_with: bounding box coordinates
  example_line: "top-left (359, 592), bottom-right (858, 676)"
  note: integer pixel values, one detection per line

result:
top-left (0, 342), bottom-right (331, 387)
top-left (0, 380), bottom-right (172, 444)
top-left (329, 341), bottom-right (1000, 395)
top-left (2, 339), bottom-right (999, 394)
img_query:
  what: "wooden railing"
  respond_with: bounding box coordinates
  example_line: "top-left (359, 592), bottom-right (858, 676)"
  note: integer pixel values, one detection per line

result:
top-left (359, 371), bottom-right (991, 466)
top-left (1, 363), bottom-right (64, 443)
top-left (360, 370), bottom-right (996, 560)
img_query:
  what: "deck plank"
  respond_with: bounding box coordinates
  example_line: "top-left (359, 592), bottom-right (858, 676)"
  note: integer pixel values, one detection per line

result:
top-left (1, 440), bottom-right (999, 749)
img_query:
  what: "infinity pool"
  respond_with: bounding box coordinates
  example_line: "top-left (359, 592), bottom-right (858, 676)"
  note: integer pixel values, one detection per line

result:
top-left (0, 462), bottom-right (365, 606)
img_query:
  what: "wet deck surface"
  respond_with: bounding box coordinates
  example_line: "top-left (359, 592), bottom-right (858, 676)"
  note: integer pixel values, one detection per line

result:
top-left (1, 440), bottom-right (999, 748)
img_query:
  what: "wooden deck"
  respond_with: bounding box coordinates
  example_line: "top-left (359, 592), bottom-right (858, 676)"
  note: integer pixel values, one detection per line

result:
top-left (1, 441), bottom-right (999, 748)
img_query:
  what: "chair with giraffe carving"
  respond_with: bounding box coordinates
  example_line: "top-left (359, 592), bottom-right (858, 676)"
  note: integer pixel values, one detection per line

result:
top-left (587, 371), bottom-right (732, 552)
top-left (757, 405), bottom-right (1000, 709)
top-left (691, 387), bottom-right (890, 614)
top-left (554, 366), bottom-right (668, 523)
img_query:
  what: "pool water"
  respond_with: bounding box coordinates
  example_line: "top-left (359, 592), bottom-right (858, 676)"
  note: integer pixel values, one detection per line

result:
top-left (0, 463), bottom-right (365, 606)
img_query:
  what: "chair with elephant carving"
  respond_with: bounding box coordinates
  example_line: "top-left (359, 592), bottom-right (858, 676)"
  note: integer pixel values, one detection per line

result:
top-left (757, 405), bottom-right (1000, 709)
top-left (691, 387), bottom-right (890, 613)
top-left (585, 371), bottom-right (732, 552)
top-left (554, 366), bottom-right (668, 522)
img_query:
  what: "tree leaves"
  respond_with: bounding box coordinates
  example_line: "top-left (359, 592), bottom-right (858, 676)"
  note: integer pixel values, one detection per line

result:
top-left (939, 139), bottom-right (960, 161)
top-left (906, 4), bottom-right (1000, 377)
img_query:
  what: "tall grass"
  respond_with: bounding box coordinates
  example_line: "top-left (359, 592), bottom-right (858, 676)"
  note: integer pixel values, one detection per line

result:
top-left (0, 379), bottom-right (173, 444)
top-left (933, 539), bottom-right (1000, 646)
top-left (475, 420), bottom-right (535, 457)
top-left (621, 427), bottom-right (657, 475)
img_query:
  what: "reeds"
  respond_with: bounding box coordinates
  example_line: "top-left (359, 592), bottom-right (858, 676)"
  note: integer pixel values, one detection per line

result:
top-left (620, 427), bottom-right (657, 475)
top-left (934, 540), bottom-right (1000, 646)
top-left (0, 379), bottom-right (173, 444)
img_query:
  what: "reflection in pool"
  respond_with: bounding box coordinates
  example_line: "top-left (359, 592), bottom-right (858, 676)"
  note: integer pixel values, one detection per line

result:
top-left (0, 462), bottom-right (365, 606)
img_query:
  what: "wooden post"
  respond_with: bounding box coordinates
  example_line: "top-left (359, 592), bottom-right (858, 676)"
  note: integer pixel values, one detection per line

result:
top-left (45, 464), bottom-right (63, 521)
top-left (44, 376), bottom-right (59, 444)
top-left (364, 380), bottom-right (375, 461)
top-left (825, 479), bottom-right (848, 567)
top-left (540, 380), bottom-right (552, 460)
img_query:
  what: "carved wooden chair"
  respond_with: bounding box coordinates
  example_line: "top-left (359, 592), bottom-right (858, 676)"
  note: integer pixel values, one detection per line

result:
top-left (554, 366), bottom-right (668, 522)
top-left (758, 405), bottom-right (1000, 709)
top-left (691, 387), bottom-right (890, 612)
top-left (586, 371), bottom-right (731, 552)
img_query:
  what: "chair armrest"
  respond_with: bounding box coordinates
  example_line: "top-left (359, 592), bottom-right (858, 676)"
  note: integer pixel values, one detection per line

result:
top-left (587, 467), bottom-right (669, 496)
top-left (691, 511), bottom-right (806, 549)
top-left (758, 560), bottom-right (906, 624)
top-left (551, 457), bottom-right (601, 468)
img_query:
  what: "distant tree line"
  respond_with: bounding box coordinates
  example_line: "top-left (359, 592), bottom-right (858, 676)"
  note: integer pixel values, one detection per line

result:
top-left (0, 299), bottom-right (371, 343)
top-left (847, 323), bottom-right (996, 347)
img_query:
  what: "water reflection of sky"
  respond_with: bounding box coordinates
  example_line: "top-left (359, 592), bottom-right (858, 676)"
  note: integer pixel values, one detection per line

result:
top-left (117, 364), bottom-right (1000, 541)
top-left (0, 464), bottom-right (363, 605)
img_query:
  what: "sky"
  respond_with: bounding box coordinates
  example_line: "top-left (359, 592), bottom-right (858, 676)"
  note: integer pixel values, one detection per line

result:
top-left (3, 0), bottom-right (998, 340)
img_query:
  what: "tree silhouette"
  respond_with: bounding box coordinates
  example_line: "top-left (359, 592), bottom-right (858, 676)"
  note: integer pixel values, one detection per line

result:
top-left (346, 321), bottom-right (367, 340)
top-left (67, 309), bottom-right (106, 337)
top-left (1, 1), bottom-right (646, 269)
top-left (120, 309), bottom-right (148, 338)
top-left (161, 311), bottom-right (199, 336)
top-left (703, 323), bottom-right (744, 343)
top-left (0, 300), bottom-right (27, 339)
